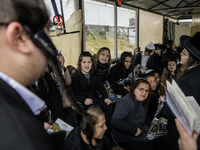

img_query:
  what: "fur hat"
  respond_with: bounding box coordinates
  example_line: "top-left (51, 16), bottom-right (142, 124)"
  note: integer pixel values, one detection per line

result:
top-left (180, 32), bottom-right (200, 60)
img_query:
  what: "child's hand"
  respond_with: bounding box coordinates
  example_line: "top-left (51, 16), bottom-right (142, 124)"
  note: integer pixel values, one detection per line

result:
top-left (134, 127), bottom-right (142, 136)
top-left (84, 98), bottom-right (93, 105)
top-left (123, 86), bottom-right (130, 92)
top-left (104, 98), bottom-right (112, 105)
top-left (44, 122), bottom-right (55, 131)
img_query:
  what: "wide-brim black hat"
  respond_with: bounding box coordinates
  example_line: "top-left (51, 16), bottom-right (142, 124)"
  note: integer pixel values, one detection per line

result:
top-left (180, 32), bottom-right (200, 60)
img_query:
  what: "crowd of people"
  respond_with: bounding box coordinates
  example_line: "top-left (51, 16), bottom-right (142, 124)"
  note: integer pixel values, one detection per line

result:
top-left (0, 0), bottom-right (200, 150)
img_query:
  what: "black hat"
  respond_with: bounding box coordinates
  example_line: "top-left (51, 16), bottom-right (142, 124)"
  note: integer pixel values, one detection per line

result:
top-left (180, 32), bottom-right (200, 60)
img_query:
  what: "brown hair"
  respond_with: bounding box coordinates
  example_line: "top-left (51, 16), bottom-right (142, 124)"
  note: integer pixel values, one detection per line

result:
top-left (130, 79), bottom-right (151, 108)
top-left (0, 0), bottom-right (50, 34)
top-left (80, 106), bottom-right (105, 150)
top-left (94, 47), bottom-right (111, 75)
top-left (77, 51), bottom-right (94, 75)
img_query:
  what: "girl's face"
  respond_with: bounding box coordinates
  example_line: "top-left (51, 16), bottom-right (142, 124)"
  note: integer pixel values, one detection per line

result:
top-left (172, 42), bottom-right (176, 50)
top-left (99, 50), bottom-right (110, 64)
top-left (180, 49), bottom-right (189, 66)
top-left (93, 114), bottom-right (107, 139)
top-left (134, 83), bottom-right (149, 102)
top-left (134, 49), bottom-right (139, 54)
top-left (124, 57), bottom-right (132, 69)
top-left (154, 73), bottom-right (160, 85)
top-left (168, 61), bottom-right (176, 73)
top-left (146, 76), bottom-right (157, 91)
top-left (81, 56), bottom-right (92, 74)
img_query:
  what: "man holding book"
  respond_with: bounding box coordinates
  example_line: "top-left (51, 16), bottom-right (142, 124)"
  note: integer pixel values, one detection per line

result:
top-left (163, 32), bottom-right (200, 150)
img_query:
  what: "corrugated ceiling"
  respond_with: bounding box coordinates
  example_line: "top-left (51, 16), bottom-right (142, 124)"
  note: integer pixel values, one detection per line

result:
top-left (108, 0), bottom-right (200, 20)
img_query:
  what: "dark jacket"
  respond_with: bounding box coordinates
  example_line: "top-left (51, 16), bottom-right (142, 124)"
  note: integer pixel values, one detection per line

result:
top-left (146, 91), bottom-right (159, 121)
top-left (95, 63), bottom-right (109, 82)
top-left (163, 65), bottom-right (200, 150)
top-left (37, 72), bottom-right (65, 122)
top-left (111, 93), bottom-right (149, 142)
top-left (133, 52), bottom-right (142, 67)
top-left (147, 52), bottom-right (162, 73)
top-left (64, 126), bottom-right (112, 150)
top-left (71, 71), bottom-right (108, 104)
top-left (133, 52), bottom-right (150, 69)
top-left (108, 64), bottom-right (131, 96)
top-left (0, 79), bottom-right (57, 150)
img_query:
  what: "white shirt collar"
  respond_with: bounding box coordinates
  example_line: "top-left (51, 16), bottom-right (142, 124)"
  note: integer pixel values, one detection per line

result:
top-left (0, 72), bottom-right (46, 115)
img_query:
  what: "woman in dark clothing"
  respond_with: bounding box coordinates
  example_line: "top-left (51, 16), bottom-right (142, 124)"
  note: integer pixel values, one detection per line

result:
top-left (145, 72), bottom-right (159, 122)
top-left (111, 79), bottom-right (153, 150)
top-left (109, 51), bottom-right (133, 97)
top-left (70, 52), bottom-right (113, 137)
top-left (64, 106), bottom-right (112, 150)
top-left (94, 47), bottom-right (111, 83)
top-left (163, 32), bottom-right (200, 150)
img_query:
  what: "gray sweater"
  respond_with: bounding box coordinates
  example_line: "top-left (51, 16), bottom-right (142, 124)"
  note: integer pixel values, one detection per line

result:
top-left (111, 93), bottom-right (149, 142)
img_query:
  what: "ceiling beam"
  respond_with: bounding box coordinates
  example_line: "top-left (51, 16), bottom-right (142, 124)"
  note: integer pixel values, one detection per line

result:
top-left (152, 5), bottom-right (200, 11)
top-left (147, 0), bottom-right (168, 10)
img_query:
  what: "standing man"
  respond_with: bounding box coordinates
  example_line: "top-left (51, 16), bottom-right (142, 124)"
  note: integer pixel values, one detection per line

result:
top-left (0, 0), bottom-right (57, 149)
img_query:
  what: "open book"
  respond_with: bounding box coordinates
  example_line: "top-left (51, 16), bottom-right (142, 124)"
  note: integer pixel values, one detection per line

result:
top-left (165, 80), bottom-right (200, 135)
top-left (47, 118), bottom-right (74, 136)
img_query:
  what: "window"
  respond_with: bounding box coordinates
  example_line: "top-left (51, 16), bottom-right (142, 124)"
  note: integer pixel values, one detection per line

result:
top-left (117, 7), bottom-right (136, 57)
top-left (84, 0), bottom-right (115, 57)
top-left (44, 0), bottom-right (75, 33)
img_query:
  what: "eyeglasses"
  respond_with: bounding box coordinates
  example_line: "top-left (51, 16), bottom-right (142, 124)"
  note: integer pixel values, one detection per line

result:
top-left (136, 88), bottom-right (149, 93)
top-left (124, 61), bottom-right (132, 63)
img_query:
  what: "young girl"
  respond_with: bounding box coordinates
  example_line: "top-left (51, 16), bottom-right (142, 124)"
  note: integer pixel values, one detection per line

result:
top-left (111, 79), bottom-right (153, 150)
top-left (64, 106), bottom-right (112, 150)
top-left (160, 59), bottom-right (177, 96)
top-left (145, 71), bottom-right (159, 121)
top-left (70, 51), bottom-right (113, 136)
top-left (109, 51), bottom-right (133, 96)
top-left (94, 47), bottom-right (111, 83)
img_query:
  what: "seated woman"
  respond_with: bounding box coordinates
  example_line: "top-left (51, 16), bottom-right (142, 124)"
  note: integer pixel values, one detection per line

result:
top-left (109, 51), bottom-right (133, 97)
top-left (70, 51), bottom-right (113, 137)
top-left (111, 79), bottom-right (153, 150)
top-left (64, 106), bottom-right (112, 150)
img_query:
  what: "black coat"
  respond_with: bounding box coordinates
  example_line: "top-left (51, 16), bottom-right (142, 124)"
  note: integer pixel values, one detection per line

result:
top-left (37, 72), bottom-right (65, 122)
top-left (108, 64), bottom-right (131, 96)
top-left (71, 71), bottom-right (108, 104)
top-left (0, 79), bottom-right (57, 150)
top-left (133, 52), bottom-right (142, 67)
top-left (147, 53), bottom-right (162, 73)
top-left (163, 65), bottom-right (200, 150)
top-left (95, 63), bottom-right (109, 82)
top-left (64, 126), bottom-right (112, 150)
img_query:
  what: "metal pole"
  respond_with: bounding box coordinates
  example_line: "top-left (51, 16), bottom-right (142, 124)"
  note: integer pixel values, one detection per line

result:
top-left (114, 5), bottom-right (118, 58)
top-left (60, 0), bottom-right (66, 33)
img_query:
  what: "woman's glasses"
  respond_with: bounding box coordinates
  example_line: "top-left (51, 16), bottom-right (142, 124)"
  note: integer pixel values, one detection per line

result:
top-left (136, 88), bottom-right (149, 93)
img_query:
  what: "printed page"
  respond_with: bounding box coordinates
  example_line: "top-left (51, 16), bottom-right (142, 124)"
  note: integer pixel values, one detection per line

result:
top-left (53, 118), bottom-right (74, 136)
top-left (166, 81), bottom-right (195, 135)
top-left (186, 96), bottom-right (200, 133)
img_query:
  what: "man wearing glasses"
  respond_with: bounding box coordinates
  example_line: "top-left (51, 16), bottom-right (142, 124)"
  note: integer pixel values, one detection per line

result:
top-left (0, 0), bottom-right (59, 149)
